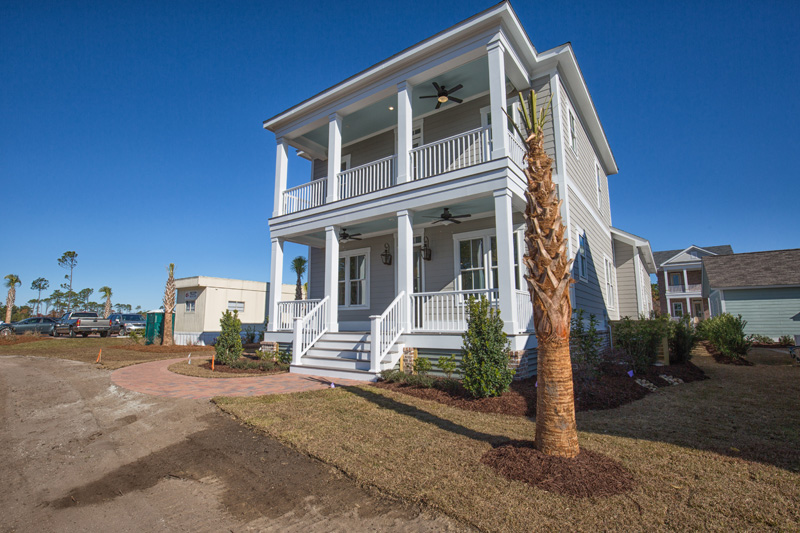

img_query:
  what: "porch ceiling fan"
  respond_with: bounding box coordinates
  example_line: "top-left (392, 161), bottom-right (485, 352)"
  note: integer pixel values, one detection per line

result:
top-left (425, 208), bottom-right (471, 225)
top-left (338, 228), bottom-right (362, 242)
top-left (419, 82), bottom-right (463, 109)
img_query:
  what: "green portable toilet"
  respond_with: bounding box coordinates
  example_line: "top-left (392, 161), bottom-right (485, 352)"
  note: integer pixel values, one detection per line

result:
top-left (145, 310), bottom-right (175, 345)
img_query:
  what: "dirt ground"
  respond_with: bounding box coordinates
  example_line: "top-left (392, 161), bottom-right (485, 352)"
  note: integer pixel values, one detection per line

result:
top-left (0, 355), bottom-right (462, 532)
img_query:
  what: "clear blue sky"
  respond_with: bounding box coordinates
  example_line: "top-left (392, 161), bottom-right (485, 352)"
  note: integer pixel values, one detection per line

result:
top-left (2, 0), bottom-right (798, 310)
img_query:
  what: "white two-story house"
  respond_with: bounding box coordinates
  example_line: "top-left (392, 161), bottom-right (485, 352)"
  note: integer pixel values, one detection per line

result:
top-left (261, 2), bottom-right (652, 381)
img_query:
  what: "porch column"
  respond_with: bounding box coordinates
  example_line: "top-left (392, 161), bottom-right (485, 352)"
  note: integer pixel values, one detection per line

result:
top-left (326, 113), bottom-right (342, 203)
top-left (683, 269), bottom-right (690, 290)
top-left (267, 237), bottom-right (284, 332)
top-left (397, 210), bottom-right (413, 330)
top-left (487, 39), bottom-right (508, 160)
top-left (324, 225), bottom-right (339, 332)
top-left (396, 82), bottom-right (413, 184)
top-left (494, 189), bottom-right (518, 334)
top-left (273, 138), bottom-right (288, 217)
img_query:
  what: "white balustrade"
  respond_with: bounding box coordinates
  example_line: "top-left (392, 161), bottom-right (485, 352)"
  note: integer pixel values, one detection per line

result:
top-left (666, 283), bottom-right (702, 294)
top-left (410, 126), bottom-right (492, 181)
top-left (276, 299), bottom-right (321, 331)
top-left (369, 291), bottom-right (406, 373)
top-left (292, 296), bottom-right (329, 364)
top-left (410, 289), bottom-right (499, 332)
top-left (282, 179), bottom-right (327, 215)
top-left (515, 290), bottom-right (534, 332)
top-left (337, 155), bottom-right (397, 200)
top-left (507, 130), bottom-right (526, 169)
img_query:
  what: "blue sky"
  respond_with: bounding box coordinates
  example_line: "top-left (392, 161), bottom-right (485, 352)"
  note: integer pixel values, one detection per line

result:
top-left (2, 0), bottom-right (798, 310)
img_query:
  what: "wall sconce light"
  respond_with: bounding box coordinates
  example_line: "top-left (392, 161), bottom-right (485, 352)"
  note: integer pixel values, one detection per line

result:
top-left (381, 243), bottom-right (393, 266)
top-left (421, 237), bottom-right (432, 261)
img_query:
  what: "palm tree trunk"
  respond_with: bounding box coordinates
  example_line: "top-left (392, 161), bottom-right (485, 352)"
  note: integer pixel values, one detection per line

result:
top-left (162, 264), bottom-right (176, 346)
top-left (534, 338), bottom-right (579, 455)
top-left (104, 297), bottom-right (111, 319)
top-left (295, 276), bottom-right (303, 300)
top-left (5, 288), bottom-right (13, 323)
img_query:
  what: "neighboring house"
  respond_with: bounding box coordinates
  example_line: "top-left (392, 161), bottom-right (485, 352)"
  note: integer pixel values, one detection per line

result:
top-left (653, 245), bottom-right (733, 319)
top-left (261, 2), bottom-right (650, 381)
top-left (703, 249), bottom-right (800, 340)
top-left (611, 228), bottom-right (657, 318)
top-left (174, 276), bottom-right (272, 345)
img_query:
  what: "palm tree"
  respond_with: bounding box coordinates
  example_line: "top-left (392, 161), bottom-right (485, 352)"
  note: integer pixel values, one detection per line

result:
top-left (291, 256), bottom-right (307, 300)
top-left (509, 90), bottom-right (579, 458)
top-left (99, 286), bottom-right (113, 318)
top-left (30, 278), bottom-right (49, 315)
top-left (4, 274), bottom-right (21, 324)
top-left (162, 264), bottom-right (175, 346)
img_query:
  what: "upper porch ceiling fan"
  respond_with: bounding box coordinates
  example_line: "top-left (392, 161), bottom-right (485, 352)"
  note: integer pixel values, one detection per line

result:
top-left (426, 208), bottom-right (471, 225)
top-left (419, 82), bottom-right (463, 109)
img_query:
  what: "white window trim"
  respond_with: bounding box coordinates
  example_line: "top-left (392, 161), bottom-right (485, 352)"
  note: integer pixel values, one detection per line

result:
top-left (453, 229), bottom-right (496, 291)
top-left (575, 226), bottom-right (588, 281)
top-left (338, 247), bottom-right (370, 309)
top-left (568, 109), bottom-right (578, 154)
top-left (185, 301), bottom-right (196, 313)
top-left (340, 154), bottom-right (351, 172)
top-left (604, 255), bottom-right (616, 311)
top-left (481, 97), bottom-right (522, 132)
top-left (595, 161), bottom-right (602, 209)
top-left (227, 301), bottom-right (245, 312)
top-left (672, 301), bottom-right (684, 317)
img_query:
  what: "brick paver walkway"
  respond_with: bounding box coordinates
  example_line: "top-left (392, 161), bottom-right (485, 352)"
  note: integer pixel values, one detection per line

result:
top-left (111, 358), bottom-right (364, 399)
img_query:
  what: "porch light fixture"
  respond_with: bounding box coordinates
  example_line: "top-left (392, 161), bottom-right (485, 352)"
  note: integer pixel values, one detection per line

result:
top-left (381, 243), bottom-right (393, 266)
top-left (421, 237), bottom-right (432, 261)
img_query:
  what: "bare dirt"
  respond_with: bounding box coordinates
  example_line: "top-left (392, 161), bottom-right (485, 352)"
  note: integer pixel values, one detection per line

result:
top-left (0, 355), bottom-right (462, 532)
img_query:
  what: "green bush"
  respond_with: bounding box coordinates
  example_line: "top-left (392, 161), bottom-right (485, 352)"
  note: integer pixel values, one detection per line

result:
top-left (215, 310), bottom-right (243, 365)
top-left (276, 349), bottom-right (292, 365)
top-left (413, 356), bottom-right (433, 375)
top-left (612, 314), bottom-right (669, 373)
top-left (701, 313), bottom-right (752, 359)
top-left (778, 334), bottom-right (795, 346)
top-left (227, 358), bottom-right (288, 372)
top-left (669, 315), bottom-right (698, 364)
top-left (750, 334), bottom-right (775, 345)
top-left (437, 353), bottom-right (458, 379)
top-left (571, 309), bottom-right (603, 376)
top-left (461, 296), bottom-right (514, 398)
top-left (380, 368), bottom-right (435, 388)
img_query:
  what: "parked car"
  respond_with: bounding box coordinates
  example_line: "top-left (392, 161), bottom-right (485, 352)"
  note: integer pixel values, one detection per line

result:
top-left (109, 313), bottom-right (146, 336)
top-left (0, 317), bottom-right (57, 337)
top-left (53, 311), bottom-right (111, 338)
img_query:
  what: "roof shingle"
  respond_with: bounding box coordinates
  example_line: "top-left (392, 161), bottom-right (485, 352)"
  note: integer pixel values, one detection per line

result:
top-left (702, 249), bottom-right (800, 289)
top-left (652, 245), bottom-right (733, 267)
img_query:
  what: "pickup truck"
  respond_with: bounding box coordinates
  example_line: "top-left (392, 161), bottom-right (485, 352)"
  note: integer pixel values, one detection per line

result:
top-left (54, 311), bottom-right (111, 338)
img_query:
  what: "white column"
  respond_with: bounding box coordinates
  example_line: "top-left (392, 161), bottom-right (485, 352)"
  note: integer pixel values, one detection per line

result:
top-left (487, 40), bottom-right (508, 160)
top-left (324, 226), bottom-right (339, 332)
top-left (683, 269), bottom-right (689, 291)
top-left (267, 237), bottom-right (284, 332)
top-left (273, 139), bottom-right (288, 217)
top-left (494, 189), bottom-right (518, 334)
top-left (326, 113), bottom-right (342, 203)
top-left (396, 210), bottom-right (413, 330)
top-left (396, 82), bottom-right (413, 184)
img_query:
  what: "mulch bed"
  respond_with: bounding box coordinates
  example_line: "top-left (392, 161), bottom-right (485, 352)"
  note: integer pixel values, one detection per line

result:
top-left (375, 361), bottom-right (707, 418)
top-left (111, 344), bottom-right (215, 353)
top-left (199, 361), bottom-right (287, 375)
top-left (481, 441), bottom-right (636, 497)
top-left (0, 336), bottom-right (53, 346)
top-left (701, 341), bottom-right (754, 366)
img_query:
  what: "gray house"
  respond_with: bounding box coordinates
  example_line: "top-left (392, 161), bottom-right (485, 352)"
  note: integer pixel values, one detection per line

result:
top-left (702, 249), bottom-right (800, 340)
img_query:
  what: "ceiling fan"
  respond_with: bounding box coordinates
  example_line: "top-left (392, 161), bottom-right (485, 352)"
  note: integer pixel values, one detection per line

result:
top-left (339, 228), bottom-right (362, 242)
top-left (419, 82), bottom-right (463, 109)
top-left (425, 208), bottom-right (471, 225)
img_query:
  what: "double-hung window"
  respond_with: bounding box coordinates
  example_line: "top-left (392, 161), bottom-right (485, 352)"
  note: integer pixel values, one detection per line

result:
top-left (455, 229), bottom-right (525, 292)
top-left (595, 163), bottom-right (602, 208)
top-left (338, 248), bottom-right (369, 308)
top-left (185, 301), bottom-right (196, 313)
top-left (604, 257), bottom-right (616, 310)
top-left (575, 228), bottom-right (588, 280)
top-left (569, 111), bottom-right (577, 151)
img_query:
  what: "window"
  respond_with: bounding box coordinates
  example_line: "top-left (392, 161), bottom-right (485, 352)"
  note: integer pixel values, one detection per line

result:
top-left (670, 273), bottom-right (682, 287)
top-left (605, 257), bottom-right (616, 310)
top-left (455, 230), bottom-right (524, 292)
top-left (185, 301), bottom-right (196, 313)
top-left (459, 238), bottom-right (486, 290)
top-left (569, 110), bottom-right (577, 151)
top-left (575, 228), bottom-right (588, 280)
top-left (227, 301), bottom-right (245, 312)
top-left (672, 301), bottom-right (684, 317)
top-left (595, 163), bottom-right (602, 208)
top-left (338, 248), bottom-right (369, 308)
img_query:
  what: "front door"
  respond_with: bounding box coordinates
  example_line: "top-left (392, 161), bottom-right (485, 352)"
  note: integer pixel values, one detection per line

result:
top-left (693, 300), bottom-right (704, 318)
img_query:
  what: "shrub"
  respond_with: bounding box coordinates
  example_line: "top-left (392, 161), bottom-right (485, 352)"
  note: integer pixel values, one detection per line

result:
top-left (276, 348), bottom-right (292, 365)
top-left (413, 356), bottom-right (432, 375)
top-left (127, 329), bottom-right (144, 344)
top-left (380, 368), bottom-right (434, 388)
top-left (701, 313), bottom-right (752, 359)
top-left (461, 296), bottom-right (514, 398)
top-left (750, 334), bottom-right (775, 345)
top-left (571, 309), bottom-right (603, 377)
top-left (227, 358), bottom-right (288, 371)
top-left (669, 315), bottom-right (698, 364)
top-left (215, 310), bottom-right (243, 365)
top-left (437, 353), bottom-right (458, 379)
top-left (778, 334), bottom-right (795, 346)
top-left (612, 314), bottom-right (669, 373)
top-left (243, 325), bottom-right (257, 344)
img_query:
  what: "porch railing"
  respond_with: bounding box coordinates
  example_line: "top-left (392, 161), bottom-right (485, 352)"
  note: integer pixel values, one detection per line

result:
top-left (337, 155), bottom-right (397, 200)
top-left (507, 130), bottom-right (526, 169)
top-left (292, 296), bottom-right (329, 364)
top-left (282, 179), bottom-right (327, 215)
top-left (369, 291), bottom-right (406, 373)
top-left (410, 126), bottom-right (492, 181)
top-left (666, 283), bottom-right (702, 293)
top-left (276, 299), bottom-right (321, 331)
top-left (515, 289), bottom-right (534, 332)
top-left (410, 289), bottom-right (499, 332)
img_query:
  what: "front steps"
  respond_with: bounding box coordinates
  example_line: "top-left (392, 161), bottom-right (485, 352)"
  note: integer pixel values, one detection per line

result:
top-left (290, 331), bottom-right (399, 382)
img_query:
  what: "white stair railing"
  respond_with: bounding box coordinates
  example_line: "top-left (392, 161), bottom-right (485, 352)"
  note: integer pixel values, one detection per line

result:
top-left (276, 299), bottom-right (321, 331)
top-left (337, 155), bottom-right (396, 200)
top-left (369, 292), bottom-right (406, 373)
top-left (507, 130), bottom-right (526, 170)
top-left (282, 179), bottom-right (327, 215)
top-left (410, 289), bottom-right (499, 332)
top-left (410, 126), bottom-right (491, 181)
top-left (515, 289), bottom-right (534, 332)
top-left (292, 296), bottom-right (329, 365)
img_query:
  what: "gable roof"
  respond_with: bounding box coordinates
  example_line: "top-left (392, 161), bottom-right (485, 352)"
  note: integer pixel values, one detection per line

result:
top-left (653, 245), bottom-right (733, 267)
top-left (702, 249), bottom-right (800, 289)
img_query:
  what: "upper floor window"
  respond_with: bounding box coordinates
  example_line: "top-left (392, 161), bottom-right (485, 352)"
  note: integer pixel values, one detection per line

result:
top-left (670, 273), bottom-right (682, 287)
top-left (595, 163), bottom-right (602, 208)
top-left (185, 301), bottom-right (196, 313)
top-left (228, 301), bottom-right (245, 312)
top-left (605, 257), bottom-right (616, 310)
top-left (575, 228), bottom-right (588, 280)
top-left (569, 111), bottom-right (577, 152)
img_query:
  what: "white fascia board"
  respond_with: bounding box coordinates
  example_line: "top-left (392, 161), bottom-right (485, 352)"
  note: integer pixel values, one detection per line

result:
top-left (662, 245), bottom-right (718, 265)
top-left (609, 227), bottom-right (656, 273)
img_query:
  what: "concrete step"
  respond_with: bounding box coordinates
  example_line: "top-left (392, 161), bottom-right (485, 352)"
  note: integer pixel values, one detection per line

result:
top-left (306, 347), bottom-right (370, 360)
top-left (313, 340), bottom-right (371, 352)
top-left (290, 364), bottom-right (377, 382)
top-left (303, 354), bottom-right (372, 371)
top-left (320, 332), bottom-right (369, 343)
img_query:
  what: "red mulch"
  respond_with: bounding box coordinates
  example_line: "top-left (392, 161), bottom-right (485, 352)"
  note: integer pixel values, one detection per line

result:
top-left (199, 361), bottom-right (287, 375)
top-left (375, 361), bottom-right (707, 418)
top-left (701, 341), bottom-right (754, 366)
top-left (481, 441), bottom-right (636, 497)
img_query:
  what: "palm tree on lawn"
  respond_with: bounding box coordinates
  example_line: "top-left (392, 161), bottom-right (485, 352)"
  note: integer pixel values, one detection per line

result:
top-left (291, 256), bottom-right (307, 300)
top-left (4, 274), bottom-right (21, 324)
top-left (162, 264), bottom-right (175, 346)
top-left (99, 286), bottom-right (113, 318)
top-left (508, 90), bottom-right (579, 458)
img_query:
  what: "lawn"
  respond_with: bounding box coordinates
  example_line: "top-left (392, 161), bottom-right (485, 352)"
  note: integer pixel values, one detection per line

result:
top-left (216, 350), bottom-right (800, 532)
top-left (0, 336), bottom-right (213, 369)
